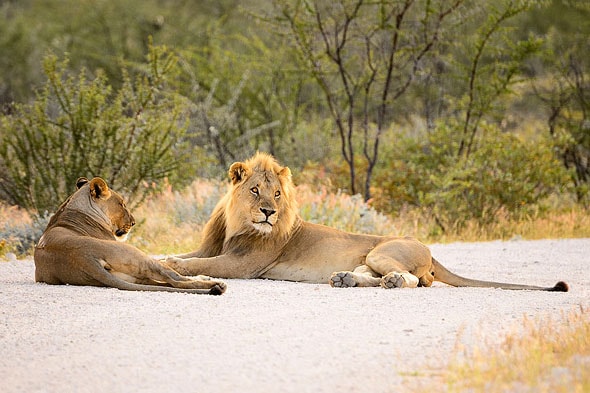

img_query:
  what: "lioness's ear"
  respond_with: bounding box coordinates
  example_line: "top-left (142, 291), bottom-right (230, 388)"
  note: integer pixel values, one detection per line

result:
top-left (76, 177), bottom-right (89, 189)
top-left (229, 162), bottom-right (251, 185)
top-left (89, 177), bottom-right (112, 200)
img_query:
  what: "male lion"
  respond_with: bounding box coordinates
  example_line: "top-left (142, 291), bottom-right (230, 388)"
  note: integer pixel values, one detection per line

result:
top-left (34, 177), bottom-right (226, 295)
top-left (166, 152), bottom-right (568, 292)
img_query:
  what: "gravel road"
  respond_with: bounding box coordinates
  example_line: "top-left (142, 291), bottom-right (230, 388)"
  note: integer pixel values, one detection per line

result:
top-left (1, 238), bottom-right (588, 393)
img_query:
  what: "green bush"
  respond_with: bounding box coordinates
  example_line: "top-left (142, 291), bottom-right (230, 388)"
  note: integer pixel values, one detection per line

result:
top-left (0, 44), bottom-right (190, 213)
top-left (374, 122), bottom-right (570, 233)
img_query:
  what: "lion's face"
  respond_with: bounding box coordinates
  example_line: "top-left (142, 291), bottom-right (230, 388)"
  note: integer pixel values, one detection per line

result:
top-left (237, 170), bottom-right (283, 234)
top-left (225, 153), bottom-right (297, 239)
top-left (79, 177), bottom-right (136, 241)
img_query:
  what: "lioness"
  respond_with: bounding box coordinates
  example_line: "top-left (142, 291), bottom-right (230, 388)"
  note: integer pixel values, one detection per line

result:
top-left (34, 177), bottom-right (226, 294)
top-left (166, 152), bottom-right (568, 292)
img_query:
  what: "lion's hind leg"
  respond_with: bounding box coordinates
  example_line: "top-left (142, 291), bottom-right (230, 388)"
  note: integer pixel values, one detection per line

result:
top-left (366, 249), bottom-right (420, 288)
top-left (380, 272), bottom-right (420, 289)
top-left (330, 265), bottom-right (381, 288)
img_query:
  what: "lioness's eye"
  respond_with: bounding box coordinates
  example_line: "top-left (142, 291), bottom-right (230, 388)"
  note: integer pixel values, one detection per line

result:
top-left (275, 190), bottom-right (281, 199)
top-left (250, 187), bottom-right (259, 195)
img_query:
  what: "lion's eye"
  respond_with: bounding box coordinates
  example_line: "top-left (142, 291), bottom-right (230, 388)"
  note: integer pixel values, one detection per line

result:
top-left (274, 190), bottom-right (281, 199)
top-left (250, 187), bottom-right (259, 195)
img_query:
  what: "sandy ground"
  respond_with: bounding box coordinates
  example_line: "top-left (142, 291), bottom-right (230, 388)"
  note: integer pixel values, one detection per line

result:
top-left (1, 238), bottom-right (589, 393)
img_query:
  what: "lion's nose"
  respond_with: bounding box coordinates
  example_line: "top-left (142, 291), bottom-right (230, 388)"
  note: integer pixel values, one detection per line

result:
top-left (260, 207), bottom-right (276, 218)
top-left (130, 214), bottom-right (136, 226)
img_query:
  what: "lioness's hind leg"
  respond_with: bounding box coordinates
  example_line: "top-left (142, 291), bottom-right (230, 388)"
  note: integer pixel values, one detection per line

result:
top-left (330, 265), bottom-right (381, 288)
top-left (141, 259), bottom-right (226, 292)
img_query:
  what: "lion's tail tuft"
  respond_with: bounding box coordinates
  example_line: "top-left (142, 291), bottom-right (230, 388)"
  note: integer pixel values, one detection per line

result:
top-left (548, 281), bottom-right (569, 292)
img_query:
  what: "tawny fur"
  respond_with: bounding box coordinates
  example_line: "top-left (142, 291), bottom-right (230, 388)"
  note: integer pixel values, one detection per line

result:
top-left (34, 177), bottom-right (226, 295)
top-left (168, 152), bottom-right (567, 292)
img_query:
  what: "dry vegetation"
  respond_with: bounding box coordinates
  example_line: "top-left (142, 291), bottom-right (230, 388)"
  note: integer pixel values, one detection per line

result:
top-left (444, 306), bottom-right (590, 392)
top-left (1, 179), bottom-right (589, 257)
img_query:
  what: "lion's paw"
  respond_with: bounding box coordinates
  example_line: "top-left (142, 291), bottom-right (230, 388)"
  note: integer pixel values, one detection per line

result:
top-left (330, 272), bottom-right (357, 288)
top-left (380, 272), bottom-right (419, 289)
top-left (163, 256), bottom-right (191, 275)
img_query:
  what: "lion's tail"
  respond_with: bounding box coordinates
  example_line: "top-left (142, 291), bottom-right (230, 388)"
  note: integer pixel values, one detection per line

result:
top-left (431, 258), bottom-right (568, 292)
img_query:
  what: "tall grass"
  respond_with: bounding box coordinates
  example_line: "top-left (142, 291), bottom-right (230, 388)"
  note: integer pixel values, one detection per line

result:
top-left (397, 206), bottom-right (590, 244)
top-left (128, 179), bottom-right (228, 255)
top-left (129, 181), bottom-right (398, 255)
top-left (445, 306), bottom-right (590, 392)
top-left (0, 178), bottom-right (589, 257)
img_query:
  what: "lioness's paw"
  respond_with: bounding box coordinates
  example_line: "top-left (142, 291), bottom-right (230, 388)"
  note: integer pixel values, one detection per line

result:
top-left (330, 272), bottom-right (357, 288)
top-left (209, 282), bottom-right (227, 295)
top-left (380, 272), bottom-right (419, 289)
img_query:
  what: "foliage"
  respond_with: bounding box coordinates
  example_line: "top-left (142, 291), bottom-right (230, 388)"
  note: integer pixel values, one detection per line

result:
top-left (0, 204), bottom-right (49, 257)
top-left (373, 122), bottom-right (570, 234)
top-left (0, 0), bottom-right (588, 227)
top-left (449, 0), bottom-right (541, 158)
top-left (0, 44), bottom-right (190, 212)
top-left (527, 1), bottom-right (590, 206)
top-left (268, 0), bottom-right (466, 200)
top-left (174, 29), bottom-right (315, 178)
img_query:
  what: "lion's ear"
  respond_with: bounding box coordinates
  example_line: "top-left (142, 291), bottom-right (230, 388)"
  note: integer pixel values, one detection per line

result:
top-left (89, 177), bottom-right (112, 200)
top-left (278, 166), bottom-right (292, 180)
top-left (76, 177), bottom-right (89, 189)
top-left (229, 162), bottom-right (251, 185)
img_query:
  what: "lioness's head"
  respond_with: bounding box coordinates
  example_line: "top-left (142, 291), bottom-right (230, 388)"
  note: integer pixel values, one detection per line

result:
top-left (76, 177), bottom-right (136, 241)
top-left (225, 152), bottom-right (297, 239)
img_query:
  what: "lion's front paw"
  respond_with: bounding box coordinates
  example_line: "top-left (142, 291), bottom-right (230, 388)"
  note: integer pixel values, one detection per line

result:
top-left (164, 256), bottom-right (187, 274)
top-left (380, 272), bottom-right (419, 289)
top-left (330, 272), bottom-right (357, 288)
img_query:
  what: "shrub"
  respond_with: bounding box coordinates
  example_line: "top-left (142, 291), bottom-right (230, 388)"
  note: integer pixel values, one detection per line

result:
top-left (297, 184), bottom-right (397, 235)
top-left (0, 204), bottom-right (49, 256)
top-left (0, 43), bottom-right (190, 213)
top-left (373, 122), bottom-right (570, 234)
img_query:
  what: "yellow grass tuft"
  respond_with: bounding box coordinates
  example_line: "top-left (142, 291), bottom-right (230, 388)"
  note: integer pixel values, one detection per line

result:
top-left (445, 306), bottom-right (590, 392)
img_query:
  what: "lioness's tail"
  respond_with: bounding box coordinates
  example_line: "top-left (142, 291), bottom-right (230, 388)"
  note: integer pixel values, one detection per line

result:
top-left (431, 258), bottom-right (568, 292)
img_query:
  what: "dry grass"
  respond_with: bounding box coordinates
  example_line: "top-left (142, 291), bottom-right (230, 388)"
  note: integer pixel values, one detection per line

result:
top-left (392, 205), bottom-right (590, 244)
top-left (1, 179), bottom-right (589, 257)
top-left (445, 306), bottom-right (590, 392)
top-left (128, 179), bottom-right (227, 255)
top-left (0, 204), bottom-right (39, 256)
